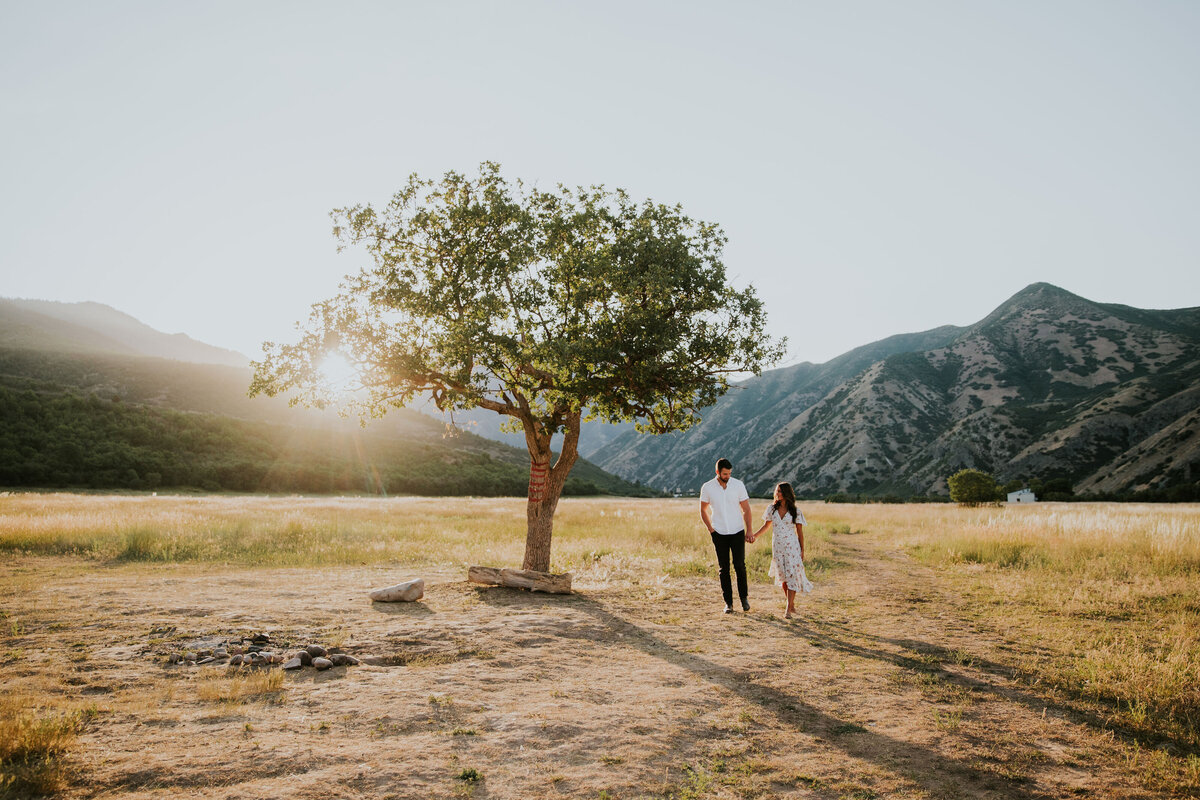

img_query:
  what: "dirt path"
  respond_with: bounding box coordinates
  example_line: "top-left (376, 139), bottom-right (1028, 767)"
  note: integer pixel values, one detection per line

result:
top-left (2, 530), bottom-right (1158, 799)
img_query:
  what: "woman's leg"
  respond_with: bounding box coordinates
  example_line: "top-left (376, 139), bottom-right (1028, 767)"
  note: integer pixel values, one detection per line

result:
top-left (786, 588), bottom-right (797, 613)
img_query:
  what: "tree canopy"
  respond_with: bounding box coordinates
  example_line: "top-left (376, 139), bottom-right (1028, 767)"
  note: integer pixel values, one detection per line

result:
top-left (250, 163), bottom-right (783, 570)
top-left (948, 468), bottom-right (1000, 506)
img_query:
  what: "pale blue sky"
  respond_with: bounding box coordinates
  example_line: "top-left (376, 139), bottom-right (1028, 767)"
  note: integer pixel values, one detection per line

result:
top-left (2, 1), bottom-right (1198, 366)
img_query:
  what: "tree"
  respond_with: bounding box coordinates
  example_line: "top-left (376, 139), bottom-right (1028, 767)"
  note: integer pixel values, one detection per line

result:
top-left (947, 469), bottom-right (1000, 506)
top-left (249, 163), bottom-right (783, 572)
top-left (1041, 477), bottom-right (1075, 501)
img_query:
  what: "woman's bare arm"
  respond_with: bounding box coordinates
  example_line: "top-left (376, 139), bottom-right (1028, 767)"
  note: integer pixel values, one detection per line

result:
top-left (750, 517), bottom-right (771, 542)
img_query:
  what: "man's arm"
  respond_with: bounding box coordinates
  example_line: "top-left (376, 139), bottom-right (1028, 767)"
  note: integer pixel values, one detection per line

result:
top-left (739, 499), bottom-right (752, 536)
top-left (700, 501), bottom-right (715, 534)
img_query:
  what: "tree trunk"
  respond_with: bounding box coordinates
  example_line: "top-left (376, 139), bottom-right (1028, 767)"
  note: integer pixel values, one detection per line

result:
top-left (521, 409), bottom-right (583, 573)
top-left (523, 492), bottom-right (556, 573)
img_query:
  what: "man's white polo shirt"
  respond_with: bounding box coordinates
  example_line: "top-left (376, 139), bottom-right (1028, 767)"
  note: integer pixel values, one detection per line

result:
top-left (700, 476), bottom-right (749, 535)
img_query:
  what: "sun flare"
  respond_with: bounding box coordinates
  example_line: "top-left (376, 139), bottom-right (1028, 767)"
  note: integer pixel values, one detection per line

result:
top-left (315, 352), bottom-right (361, 392)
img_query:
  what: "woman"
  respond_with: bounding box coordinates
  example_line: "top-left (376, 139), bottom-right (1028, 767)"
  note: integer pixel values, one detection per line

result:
top-left (749, 482), bottom-right (812, 618)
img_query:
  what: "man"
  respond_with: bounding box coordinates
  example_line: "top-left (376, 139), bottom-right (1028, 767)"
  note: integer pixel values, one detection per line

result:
top-left (699, 457), bottom-right (754, 613)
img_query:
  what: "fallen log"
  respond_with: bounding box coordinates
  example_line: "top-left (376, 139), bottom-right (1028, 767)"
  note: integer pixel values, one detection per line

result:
top-left (467, 566), bottom-right (573, 594)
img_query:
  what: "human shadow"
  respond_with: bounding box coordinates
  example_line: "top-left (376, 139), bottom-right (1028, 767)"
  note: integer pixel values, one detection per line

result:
top-left (471, 588), bottom-right (1039, 799)
top-left (752, 614), bottom-right (1192, 754)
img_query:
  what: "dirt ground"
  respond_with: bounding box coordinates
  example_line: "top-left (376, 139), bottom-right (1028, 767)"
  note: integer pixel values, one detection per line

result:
top-left (2, 529), bottom-right (1168, 799)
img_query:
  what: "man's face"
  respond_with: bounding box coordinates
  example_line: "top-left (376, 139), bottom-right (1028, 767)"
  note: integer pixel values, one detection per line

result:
top-left (717, 467), bottom-right (731, 484)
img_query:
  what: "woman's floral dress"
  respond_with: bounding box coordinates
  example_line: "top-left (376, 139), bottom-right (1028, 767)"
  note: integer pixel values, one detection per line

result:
top-left (765, 505), bottom-right (813, 592)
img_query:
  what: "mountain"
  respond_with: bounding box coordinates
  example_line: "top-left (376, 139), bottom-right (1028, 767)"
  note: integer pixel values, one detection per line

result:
top-left (588, 324), bottom-right (966, 493)
top-left (590, 283), bottom-right (1200, 498)
top-left (433, 324), bottom-right (966, 461)
top-left (0, 300), bottom-right (651, 496)
top-left (0, 298), bottom-right (249, 367)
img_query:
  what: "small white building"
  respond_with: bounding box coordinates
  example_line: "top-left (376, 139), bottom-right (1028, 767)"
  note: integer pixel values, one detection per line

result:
top-left (1007, 488), bottom-right (1037, 503)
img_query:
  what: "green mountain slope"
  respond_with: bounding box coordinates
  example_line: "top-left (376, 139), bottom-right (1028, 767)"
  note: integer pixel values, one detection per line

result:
top-left (0, 303), bottom-right (651, 496)
top-left (0, 382), bottom-right (636, 496)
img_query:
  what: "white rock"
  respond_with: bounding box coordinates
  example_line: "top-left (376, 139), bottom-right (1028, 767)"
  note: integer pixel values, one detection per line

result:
top-left (369, 578), bottom-right (425, 602)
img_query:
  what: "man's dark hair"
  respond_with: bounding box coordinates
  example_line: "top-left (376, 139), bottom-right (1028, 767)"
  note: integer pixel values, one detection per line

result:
top-left (716, 458), bottom-right (733, 473)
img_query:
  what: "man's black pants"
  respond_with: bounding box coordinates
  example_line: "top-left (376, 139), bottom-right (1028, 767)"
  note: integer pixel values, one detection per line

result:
top-left (710, 531), bottom-right (748, 607)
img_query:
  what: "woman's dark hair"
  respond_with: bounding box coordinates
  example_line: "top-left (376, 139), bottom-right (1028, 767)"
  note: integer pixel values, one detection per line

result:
top-left (773, 482), bottom-right (799, 522)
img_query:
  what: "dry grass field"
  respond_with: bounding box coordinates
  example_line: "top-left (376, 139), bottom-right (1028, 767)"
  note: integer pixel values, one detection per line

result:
top-left (1, 494), bottom-right (1198, 799)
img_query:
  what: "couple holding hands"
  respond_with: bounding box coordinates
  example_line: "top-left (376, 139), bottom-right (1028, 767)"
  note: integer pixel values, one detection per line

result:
top-left (699, 458), bottom-right (813, 618)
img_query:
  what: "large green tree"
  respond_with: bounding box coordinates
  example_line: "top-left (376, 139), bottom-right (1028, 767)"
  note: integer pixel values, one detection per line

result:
top-left (948, 468), bottom-right (1000, 506)
top-left (250, 163), bottom-right (783, 572)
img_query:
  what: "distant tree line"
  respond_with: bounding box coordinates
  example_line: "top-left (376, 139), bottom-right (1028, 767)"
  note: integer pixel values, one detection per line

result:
top-left (819, 469), bottom-right (1199, 504)
top-left (947, 468), bottom-right (1199, 505)
top-left (0, 387), bottom-right (610, 497)
top-left (1073, 484), bottom-right (1200, 503)
top-left (1000, 476), bottom-right (1075, 502)
top-left (819, 493), bottom-right (952, 504)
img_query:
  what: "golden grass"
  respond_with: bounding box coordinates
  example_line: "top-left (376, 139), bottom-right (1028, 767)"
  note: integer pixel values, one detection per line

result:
top-left (0, 494), bottom-right (836, 580)
top-left (901, 502), bottom-right (1200, 577)
top-left (194, 666), bottom-right (286, 704)
top-left (0, 695), bottom-right (92, 799)
top-left (836, 501), bottom-right (1200, 753)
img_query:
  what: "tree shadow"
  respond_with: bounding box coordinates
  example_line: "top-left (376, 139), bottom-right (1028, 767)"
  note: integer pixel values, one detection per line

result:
top-left (753, 614), bottom-right (1191, 754)
top-left (471, 587), bottom-right (1039, 798)
top-left (466, 584), bottom-right (585, 609)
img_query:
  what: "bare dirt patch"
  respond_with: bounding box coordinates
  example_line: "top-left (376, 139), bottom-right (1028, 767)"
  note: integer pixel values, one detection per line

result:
top-left (0, 532), bottom-right (1179, 799)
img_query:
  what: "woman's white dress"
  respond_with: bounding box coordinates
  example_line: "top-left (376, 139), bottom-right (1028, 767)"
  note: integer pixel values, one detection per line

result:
top-left (765, 505), bottom-right (813, 592)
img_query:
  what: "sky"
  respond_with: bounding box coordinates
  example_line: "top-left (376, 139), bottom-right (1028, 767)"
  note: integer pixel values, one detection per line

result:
top-left (2, 1), bottom-right (1198, 368)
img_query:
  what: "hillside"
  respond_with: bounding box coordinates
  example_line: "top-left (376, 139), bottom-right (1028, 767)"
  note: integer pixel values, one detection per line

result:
top-left (441, 325), bottom-right (966, 462)
top-left (0, 302), bottom-right (651, 496)
top-left (589, 324), bottom-right (966, 493)
top-left (0, 383), bottom-right (636, 496)
top-left (0, 298), bottom-right (249, 367)
top-left (591, 283), bottom-right (1200, 498)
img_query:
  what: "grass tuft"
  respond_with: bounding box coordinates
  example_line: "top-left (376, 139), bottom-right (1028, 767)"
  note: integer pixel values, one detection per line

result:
top-left (0, 696), bottom-right (87, 799)
top-left (195, 667), bottom-right (286, 704)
